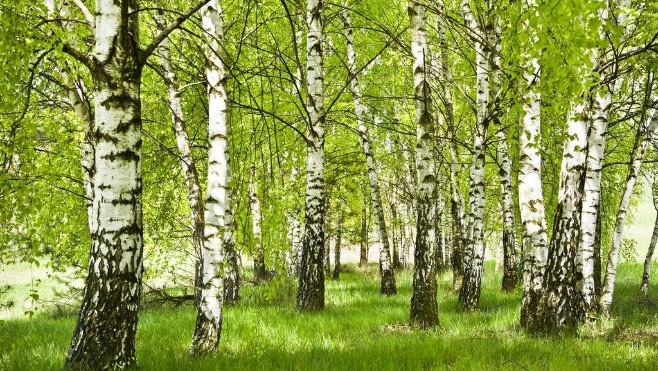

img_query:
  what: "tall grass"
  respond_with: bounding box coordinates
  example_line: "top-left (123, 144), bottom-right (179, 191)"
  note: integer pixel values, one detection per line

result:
top-left (1, 262), bottom-right (657, 370)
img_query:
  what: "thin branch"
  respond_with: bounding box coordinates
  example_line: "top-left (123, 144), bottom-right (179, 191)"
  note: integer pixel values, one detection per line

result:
top-left (69, 0), bottom-right (94, 29)
top-left (140, 0), bottom-right (212, 63)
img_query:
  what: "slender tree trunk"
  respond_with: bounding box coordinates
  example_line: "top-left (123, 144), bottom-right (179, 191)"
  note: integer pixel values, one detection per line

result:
top-left (640, 207), bottom-right (658, 296)
top-left (488, 12), bottom-right (519, 292)
top-left (155, 12), bottom-right (205, 306)
top-left (297, 0), bottom-right (326, 311)
top-left (600, 109), bottom-right (658, 316)
top-left (190, 0), bottom-right (235, 354)
top-left (360, 190), bottom-right (369, 267)
top-left (324, 196), bottom-right (332, 276)
top-left (459, 0), bottom-right (489, 311)
top-left (250, 170), bottom-right (267, 283)
top-left (518, 0), bottom-right (548, 331)
top-left (409, 0), bottom-right (439, 329)
top-left (333, 208), bottom-right (344, 280)
top-left (343, 7), bottom-right (396, 294)
top-left (437, 0), bottom-right (465, 292)
top-left (532, 102), bottom-right (588, 333)
top-left (65, 1), bottom-right (144, 368)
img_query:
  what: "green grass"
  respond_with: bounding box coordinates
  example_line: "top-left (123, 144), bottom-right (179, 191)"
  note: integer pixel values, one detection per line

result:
top-left (2, 262), bottom-right (658, 370)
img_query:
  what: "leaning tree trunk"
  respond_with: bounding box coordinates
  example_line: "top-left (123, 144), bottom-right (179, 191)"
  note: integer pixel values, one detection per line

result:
top-left (518, 0), bottom-right (549, 331)
top-left (65, 1), bottom-right (144, 368)
top-left (640, 200), bottom-right (658, 296)
top-left (250, 170), bottom-right (267, 283)
top-left (297, 0), bottom-right (326, 311)
top-left (344, 7), bottom-right (396, 295)
top-left (459, 0), bottom-right (489, 311)
top-left (409, 0), bottom-right (439, 329)
top-left (639, 175), bottom-right (658, 295)
top-left (332, 208), bottom-right (344, 280)
top-left (190, 0), bottom-right (235, 354)
top-left (600, 109), bottom-right (658, 316)
top-left (532, 102), bottom-right (589, 333)
top-left (155, 12), bottom-right (206, 304)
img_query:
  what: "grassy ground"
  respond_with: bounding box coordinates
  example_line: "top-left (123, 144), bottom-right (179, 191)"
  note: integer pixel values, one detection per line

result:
top-left (2, 262), bottom-right (658, 370)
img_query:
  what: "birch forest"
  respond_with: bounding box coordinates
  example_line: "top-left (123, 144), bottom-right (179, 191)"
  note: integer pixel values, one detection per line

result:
top-left (2, 0), bottom-right (658, 369)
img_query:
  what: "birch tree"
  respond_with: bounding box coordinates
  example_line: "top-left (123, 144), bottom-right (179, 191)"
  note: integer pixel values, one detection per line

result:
top-left (297, 0), bottom-right (327, 311)
top-left (436, 0), bottom-right (465, 291)
top-left (639, 170), bottom-right (658, 296)
top-left (600, 107), bottom-right (658, 316)
top-left (518, 0), bottom-right (548, 329)
top-left (409, 0), bottom-right (439, 328)
top-left (57, 0), bottom-right (210, 367)
top-left (343, 7), bottom-right (396, 295)
top-left (459, 0), bottom-right (490, 311)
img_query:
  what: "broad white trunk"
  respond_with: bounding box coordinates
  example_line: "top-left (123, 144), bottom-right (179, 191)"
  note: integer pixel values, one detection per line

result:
top-left (191, 0), bottom-right (233, 354)
top-left (409, 0), bottom-right (439, 328)
top-left (599, 109), bottom-right (658, 316)
top-left (577, 0), bottom-right (616, 320)
top-left (460, 0), bottom-right (489, 311)
top-left (518, 0), bottom-right (548, 330)
top-left (297, 0), bottom-right (326, 311)
top-left (533, 102), bottom-right (588, 333)
top-left (66, 1), bottom-right (143, 368)
top-left (343, 7), bottom-right (396, 295)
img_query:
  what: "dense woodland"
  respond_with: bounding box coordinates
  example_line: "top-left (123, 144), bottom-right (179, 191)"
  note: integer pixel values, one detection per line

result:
top-left (1, 0), bottom-right (658, 369)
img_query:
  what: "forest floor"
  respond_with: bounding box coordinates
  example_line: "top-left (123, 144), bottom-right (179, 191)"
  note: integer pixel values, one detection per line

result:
top-left (1, 262), bottom-right (658, 370)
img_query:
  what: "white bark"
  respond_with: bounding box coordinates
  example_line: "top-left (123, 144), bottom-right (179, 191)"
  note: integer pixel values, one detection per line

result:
top-left (191, 0), bottom-right (232, 353)
top-left (599, 108), bottom-right (658, 316)
top-left (297, 0), bottom-right (326, 310)
top-left (343, 7), bottom-right (396, 294)
top-left (250, 168), bottom-right (266, 282)
top-left (437, 0), bottom-right (465, 291)
top-left (518, 13), bottom-right (548, 326)
top-left (409, 0), bottom-right (439, 328)
top-left (154, 12), bottom-right (206, 304)
top-left (640, 178), bottom-right (658, 296)
top-left (460, 0), bottom-right (489, 311)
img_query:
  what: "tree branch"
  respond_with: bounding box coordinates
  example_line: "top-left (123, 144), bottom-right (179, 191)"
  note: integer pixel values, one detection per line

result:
top-left (61, 43), bottom-right (94, 70)
top-left (140, 0), bottom-right (212, 64)
top-left (69, 0), bottom-right (94, 29)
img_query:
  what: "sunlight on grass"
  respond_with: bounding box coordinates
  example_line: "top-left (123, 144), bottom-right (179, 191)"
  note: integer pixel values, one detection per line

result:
top-left (2, 262), bottom-right (658, 370)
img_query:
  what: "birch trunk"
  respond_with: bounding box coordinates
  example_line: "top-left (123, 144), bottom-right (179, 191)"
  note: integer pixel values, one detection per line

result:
top-left (155, 13), bottom-right (205, 305)
top-left (459, 0), bottom-right (489, 311)
top-left (65, 1), bottom-right (143, 368)
top-left (640, 208), bottom-right (658, 296)
top-left (409, 0), bottom-right (439, 328)
top-left (297, 0), bottom-right (326, 311)
top-left (190, 0), bottom-right (235, 353)
top-left (533, 102), bottom-right (588, 333)
top-left (250, 170), bottom-right (267, 282)
top-left (332, 208), bottom-right (344, 280)
top-left (437, 0), bottom-right (465, 291)
top-left (344, 7), bottom-right (396, 294)
top-left (639, 178), bottom-right (658, 295)
top-left (518, 0), bottom-right (548, 331)
top-left (360, 190), bottom-right (369, 267)
top-left (599, 109), bottom-right (658, 316)
top-left (488, 11), bottom-right (519, 292)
